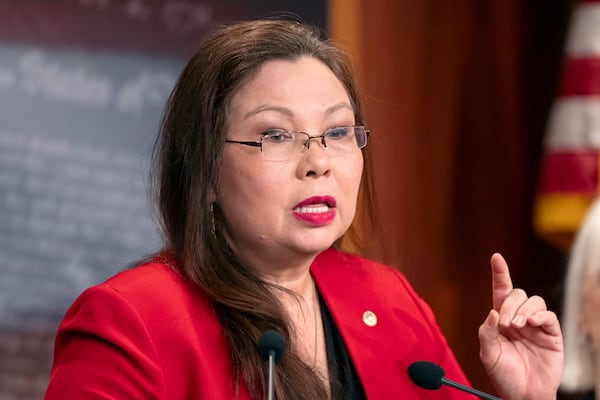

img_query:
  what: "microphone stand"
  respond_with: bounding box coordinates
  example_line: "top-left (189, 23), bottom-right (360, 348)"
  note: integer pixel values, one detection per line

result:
top-left (441, 377), bottom-right (501, 400)
top-left (267, 350), bottom-right (275, 400)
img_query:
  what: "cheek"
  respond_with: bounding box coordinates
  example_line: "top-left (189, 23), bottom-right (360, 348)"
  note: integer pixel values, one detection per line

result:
top-left (336, 154), bottom-right (364, 217)
top-left (344, 153), bottom-right (364, 192)
top-left (219, 160), bottom-right (288, 205)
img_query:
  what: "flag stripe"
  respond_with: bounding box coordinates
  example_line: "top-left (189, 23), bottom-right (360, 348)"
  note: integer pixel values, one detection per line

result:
top-left (558, 57), bottom-right (600, 96)
top-left (537, 151), bottom-right (599, 193)
top-left (534, 193), bottom-right (594, 233)
top-left (544, 97), bottom-right (600, 149)
top-left (566, 3), bottom-right (600, 56)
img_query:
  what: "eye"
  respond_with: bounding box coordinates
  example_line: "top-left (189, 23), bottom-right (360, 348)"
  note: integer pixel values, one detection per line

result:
top-left (325, 126), bottom-right (351, 140)
top-left (262, 129), bottom-right (294, 143)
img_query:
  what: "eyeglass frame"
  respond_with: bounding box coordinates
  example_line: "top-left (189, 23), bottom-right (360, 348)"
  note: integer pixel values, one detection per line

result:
top-left (224, 125), bottom-right (370, 161)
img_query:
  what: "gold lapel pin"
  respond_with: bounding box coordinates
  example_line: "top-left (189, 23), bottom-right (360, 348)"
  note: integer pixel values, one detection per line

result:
top-left (362, 310), bottom-right (377, 327)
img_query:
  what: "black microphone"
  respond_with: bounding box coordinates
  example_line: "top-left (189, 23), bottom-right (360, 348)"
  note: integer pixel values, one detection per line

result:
top-left (408, 361), bottom-right (502, 400)
top-left (257, 330), bottom-right (287, 400)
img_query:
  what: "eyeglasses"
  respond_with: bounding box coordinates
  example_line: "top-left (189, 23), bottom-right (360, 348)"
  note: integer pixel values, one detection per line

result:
top-left (224, 125), bottom-right (370, 162)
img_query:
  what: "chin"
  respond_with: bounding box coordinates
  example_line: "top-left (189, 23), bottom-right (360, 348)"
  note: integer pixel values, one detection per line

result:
top-left (294, 234), bottom-right (342, 255)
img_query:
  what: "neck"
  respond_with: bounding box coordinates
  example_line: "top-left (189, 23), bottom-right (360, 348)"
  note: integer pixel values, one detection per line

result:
top-left (252, 251), bottom-right (318, 296)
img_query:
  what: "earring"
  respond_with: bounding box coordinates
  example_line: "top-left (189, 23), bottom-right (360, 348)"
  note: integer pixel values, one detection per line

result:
top-left (209, 203), bottom-right (216, 238)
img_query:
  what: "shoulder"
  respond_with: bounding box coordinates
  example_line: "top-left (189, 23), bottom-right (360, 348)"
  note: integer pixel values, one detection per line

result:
top-left (63, 256), bottom-right (214, 334)
top-left (100, 256), bottom-right (195, 304)
top-left (49, 257), bottom-right (235, 399)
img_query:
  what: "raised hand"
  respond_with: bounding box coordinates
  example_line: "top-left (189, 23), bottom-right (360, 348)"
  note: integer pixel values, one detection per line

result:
top-left (478, 253), bottom-right (563, 400)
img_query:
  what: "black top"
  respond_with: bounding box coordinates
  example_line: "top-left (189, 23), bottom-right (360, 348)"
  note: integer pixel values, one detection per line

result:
top-left (582, 390), bottom-right (595, 400)
top-left (320, 294), bottom-right (367, 400)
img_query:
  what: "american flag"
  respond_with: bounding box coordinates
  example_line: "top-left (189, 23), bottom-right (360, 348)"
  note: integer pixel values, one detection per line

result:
top-left (534, 0), bottom-right (600, 251)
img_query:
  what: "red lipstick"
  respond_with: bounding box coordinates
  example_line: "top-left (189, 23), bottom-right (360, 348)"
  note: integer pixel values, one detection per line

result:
top-left (292, 196), bottom-right (336, 225)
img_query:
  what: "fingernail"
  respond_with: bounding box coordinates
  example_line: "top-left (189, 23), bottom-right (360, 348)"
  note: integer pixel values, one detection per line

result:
top-left (512, 315), bottom-right (524, 326)
top-left (500, 314), bottom-right (511, 326)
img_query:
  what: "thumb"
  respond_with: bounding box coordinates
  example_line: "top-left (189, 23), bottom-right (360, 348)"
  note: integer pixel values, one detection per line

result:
top-left (479, 309), bottom-right (501, 370)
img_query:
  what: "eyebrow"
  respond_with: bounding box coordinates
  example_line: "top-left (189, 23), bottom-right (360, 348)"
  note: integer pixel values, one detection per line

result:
top-left (244, 101), bottom-right (353, 120)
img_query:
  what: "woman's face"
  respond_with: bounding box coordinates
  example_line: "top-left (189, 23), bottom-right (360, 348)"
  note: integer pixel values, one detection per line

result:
top-left (217, 56), bottom-right (363, 272)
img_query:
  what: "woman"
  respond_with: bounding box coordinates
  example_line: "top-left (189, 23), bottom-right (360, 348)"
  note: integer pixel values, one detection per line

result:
top-left (561, 198), bottom-right (600, 400)
top-left (45, 19), bottom-right (563, 399)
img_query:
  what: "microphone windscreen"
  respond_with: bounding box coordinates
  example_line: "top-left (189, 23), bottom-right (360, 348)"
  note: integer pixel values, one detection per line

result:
top-left (257, 330), bottom-right (287, 362)
top-left (407, 361), bottom-right (445, 390)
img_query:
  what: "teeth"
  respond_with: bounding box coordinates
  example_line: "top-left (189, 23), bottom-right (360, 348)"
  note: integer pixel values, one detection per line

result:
top-left (295, 205), bottom-right (329, 213)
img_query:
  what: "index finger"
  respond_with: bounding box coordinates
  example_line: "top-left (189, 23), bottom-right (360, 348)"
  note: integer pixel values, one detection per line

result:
top-left (490, 252), bottom-right (514, 311)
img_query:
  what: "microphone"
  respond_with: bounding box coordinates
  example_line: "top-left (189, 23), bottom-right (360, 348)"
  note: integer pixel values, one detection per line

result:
top-left (408, 361), bottom-right (501, 400)
top-left (257, 330), bottom-right (287, 400)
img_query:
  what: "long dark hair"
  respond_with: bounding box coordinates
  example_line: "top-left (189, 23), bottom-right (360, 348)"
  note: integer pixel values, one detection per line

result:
top-left (151, 19), bottom-right (378, 399)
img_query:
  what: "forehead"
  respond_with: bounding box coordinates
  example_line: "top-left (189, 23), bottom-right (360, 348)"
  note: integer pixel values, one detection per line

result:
top-left (228, 56), bottom-right (351, 117)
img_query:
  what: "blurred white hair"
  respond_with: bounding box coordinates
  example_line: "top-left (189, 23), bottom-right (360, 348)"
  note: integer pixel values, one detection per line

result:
top-left (561, 197), bottom-right (600, 392)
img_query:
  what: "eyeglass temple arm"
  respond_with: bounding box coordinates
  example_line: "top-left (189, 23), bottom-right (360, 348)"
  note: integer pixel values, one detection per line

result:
top-left (224, 139), bottom-right (262, 147)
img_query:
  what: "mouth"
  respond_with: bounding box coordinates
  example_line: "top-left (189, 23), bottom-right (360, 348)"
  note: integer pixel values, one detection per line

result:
top-left (292, 196), bottom-right (336, 213)
top-left (292, 196), bottom-right (337, 225)
top-left (294, 205), bottom-right (330, 214)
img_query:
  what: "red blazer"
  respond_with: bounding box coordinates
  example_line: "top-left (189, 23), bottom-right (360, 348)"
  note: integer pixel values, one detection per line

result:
top-left (45, 248), bottom-right (472, 399)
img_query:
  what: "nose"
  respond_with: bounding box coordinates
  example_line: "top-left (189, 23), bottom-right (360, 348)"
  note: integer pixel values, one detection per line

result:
top-left (298, 136), bottom-right (331, 178)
